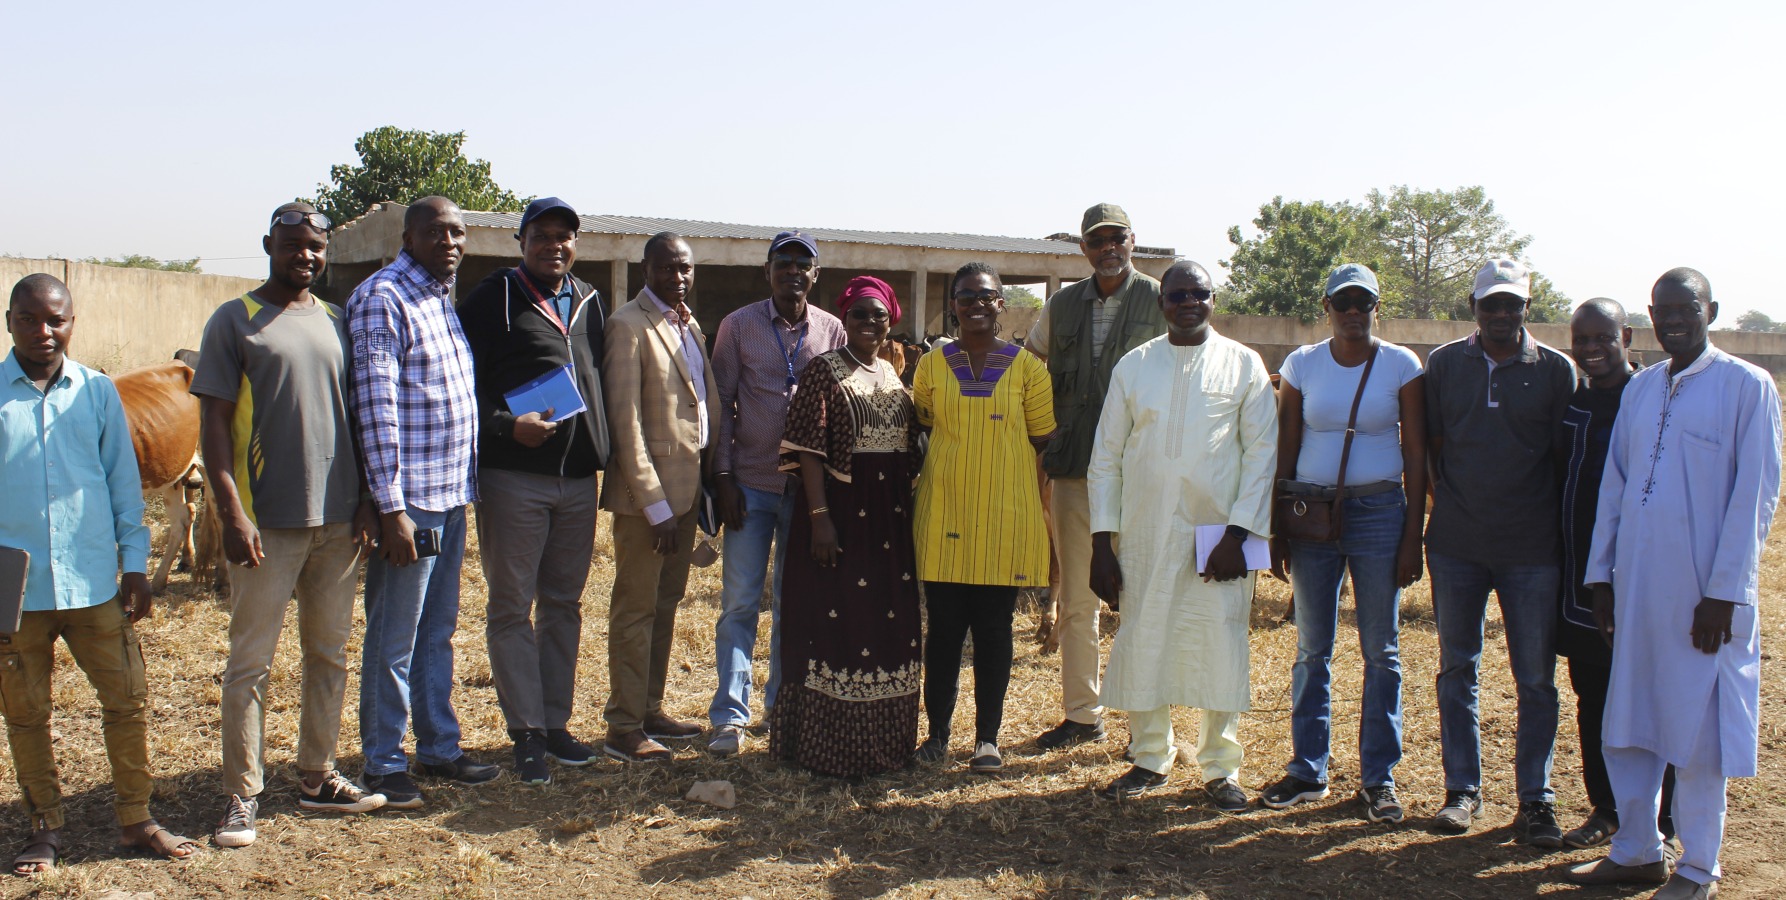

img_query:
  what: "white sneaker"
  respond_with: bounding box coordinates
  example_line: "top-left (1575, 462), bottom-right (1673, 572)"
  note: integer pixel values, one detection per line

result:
top-left (708, 725), bottom-right (743, 758)
top-left (214, 794), bottom-right (258, 848)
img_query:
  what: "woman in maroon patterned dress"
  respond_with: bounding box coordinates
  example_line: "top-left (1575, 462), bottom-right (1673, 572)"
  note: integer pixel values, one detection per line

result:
top-left (770, 276), bottom-right (921, 777)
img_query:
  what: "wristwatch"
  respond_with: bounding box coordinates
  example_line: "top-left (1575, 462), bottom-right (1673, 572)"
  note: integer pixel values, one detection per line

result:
top-left (1224, 524), bottom-right (1250, 543)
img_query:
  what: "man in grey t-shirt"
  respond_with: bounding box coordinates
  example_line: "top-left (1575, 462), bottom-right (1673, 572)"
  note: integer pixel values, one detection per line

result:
top-left (1422, 259), bottom-right (1574, 845)
top-left (191, 202), bottom-right (385, 849)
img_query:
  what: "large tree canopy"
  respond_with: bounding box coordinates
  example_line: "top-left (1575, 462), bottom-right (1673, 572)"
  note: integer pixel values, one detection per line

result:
top-left (1221, 185), bottom-right (1569, 323)
top-left (305, 127), bottom-right (528, 227)
top-left (1221, 197), bottom-right (1376, 321)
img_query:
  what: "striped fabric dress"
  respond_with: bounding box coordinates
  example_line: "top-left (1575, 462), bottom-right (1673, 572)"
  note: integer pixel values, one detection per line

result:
top-left (911, 342), bottom-right (1056, 586)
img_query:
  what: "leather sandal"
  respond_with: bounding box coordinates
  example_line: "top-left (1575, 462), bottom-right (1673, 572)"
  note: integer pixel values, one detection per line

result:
top-left (119, 821), bottom-right (201, 860)
top-left (12, 830), bottom-right (59, 876)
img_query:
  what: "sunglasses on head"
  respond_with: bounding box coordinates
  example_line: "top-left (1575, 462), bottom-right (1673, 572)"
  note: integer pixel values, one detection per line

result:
top-left (1328, 294), bottom-right (1378, 313)
top-left (271, 210), bottom-right (331, 232)
top-left (1164, 288), bottom-right (1213, 305)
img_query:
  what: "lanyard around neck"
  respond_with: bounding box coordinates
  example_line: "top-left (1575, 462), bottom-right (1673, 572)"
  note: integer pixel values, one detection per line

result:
top-left (771, 318), bottom-right (807, 388)
top-left (513, 270), bottom-right (569, 335)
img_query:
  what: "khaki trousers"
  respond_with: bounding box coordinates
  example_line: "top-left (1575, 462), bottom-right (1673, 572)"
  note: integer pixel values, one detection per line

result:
top-left (1048, 477), bottom-right (1105, 725)
top-left (0, 596), bottom-right (151, 830)
top-left (604, 510), bottom-right (697, 734)
top-left (221, 523), bottom-right (360, 797)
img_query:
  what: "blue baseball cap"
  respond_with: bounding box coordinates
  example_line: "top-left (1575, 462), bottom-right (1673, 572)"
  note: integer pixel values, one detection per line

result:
top-left (1324, 263), bottom-right (1379, 298)
top-left (768, 230), bottom-right (819, 260)
top-left (517, 196), bottom-right (579, 236)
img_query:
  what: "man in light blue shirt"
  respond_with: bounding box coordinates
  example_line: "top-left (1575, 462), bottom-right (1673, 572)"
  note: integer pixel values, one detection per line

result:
top-left (0, 274), bottom-right (197, 872)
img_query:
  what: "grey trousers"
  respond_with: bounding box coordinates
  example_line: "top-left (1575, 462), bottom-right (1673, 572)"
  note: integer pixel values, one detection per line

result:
top-left (477, 468), bottom-right (598, 733)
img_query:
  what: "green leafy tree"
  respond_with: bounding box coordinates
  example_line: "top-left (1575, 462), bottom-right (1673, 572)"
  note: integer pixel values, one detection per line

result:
top-left (82, 254), bottom-right (202, 273)
top-left (1736, 309), bottom-right (1785, 332)
top-left (1523, 270), bottom-right (1571, 324)
top-left (305, 127), bottom-right (528, 226)
top-left (1222, 197), bottom-right (1376, 321)
top-left (1365, 185), bottom-right (1528, 320)
top-left (1628, 311), bottom-right (1652, 331)
top-left (1003, 285), bottom-right (1042, 309)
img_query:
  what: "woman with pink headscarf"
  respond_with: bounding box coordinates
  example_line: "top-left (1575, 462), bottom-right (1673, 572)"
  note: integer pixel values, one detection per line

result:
top-left (770, 276), bottom-right (922, 777)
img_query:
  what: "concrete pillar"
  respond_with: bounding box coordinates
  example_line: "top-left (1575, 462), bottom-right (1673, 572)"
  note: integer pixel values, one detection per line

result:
top-left (1045, 275), bottom-right (1061, 298)
top-left (610, 259), bottom-right (629, 306)
top-left (910, 267), bottom-right (928, 339)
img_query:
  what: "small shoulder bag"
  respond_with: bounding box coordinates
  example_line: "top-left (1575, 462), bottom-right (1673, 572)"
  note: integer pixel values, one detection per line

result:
top-left (1274, 341), bottom-right (1378, 543)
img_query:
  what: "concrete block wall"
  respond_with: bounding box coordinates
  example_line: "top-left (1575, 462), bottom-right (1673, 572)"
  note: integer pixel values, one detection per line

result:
top-left (0, 258), bottom-right (262, 373)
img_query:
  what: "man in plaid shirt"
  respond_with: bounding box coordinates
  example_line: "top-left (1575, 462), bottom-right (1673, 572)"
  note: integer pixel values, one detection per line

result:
top-left (347, 197), bottom-right (500, 809)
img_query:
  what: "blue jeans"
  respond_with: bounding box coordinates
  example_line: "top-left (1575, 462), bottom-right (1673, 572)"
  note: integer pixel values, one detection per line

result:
top-left (1287, 489), bottom-right (1407, 788)
top-left (708, 483), bottom-right (793, 729)
top-left (360, 506), bottom-right (467, 776)
top-left (1427, 549), bottom-right (1559, 802)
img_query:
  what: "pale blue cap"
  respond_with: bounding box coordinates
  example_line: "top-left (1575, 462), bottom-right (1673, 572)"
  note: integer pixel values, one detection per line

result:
top-left (1324, 263), bottom-right (1379, 298)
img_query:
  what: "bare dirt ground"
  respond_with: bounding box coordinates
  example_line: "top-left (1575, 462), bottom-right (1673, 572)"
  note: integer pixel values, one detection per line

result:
top-left (3, 506), bottom-right (1783, 899)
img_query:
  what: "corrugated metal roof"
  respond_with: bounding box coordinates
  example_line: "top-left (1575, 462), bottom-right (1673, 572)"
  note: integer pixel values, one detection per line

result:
top-left (454, 211), bottom-right (1175, 259)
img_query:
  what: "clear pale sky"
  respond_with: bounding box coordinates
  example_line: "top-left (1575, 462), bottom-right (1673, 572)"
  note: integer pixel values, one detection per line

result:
top-left (4, 1), bottom-right (1781, 321)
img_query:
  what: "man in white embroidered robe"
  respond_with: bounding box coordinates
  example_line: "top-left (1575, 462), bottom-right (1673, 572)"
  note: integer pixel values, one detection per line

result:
top-left (1088, 261), bottom-right (1277, 811)
top-left (1569, 268), bottom-right (1781, 900)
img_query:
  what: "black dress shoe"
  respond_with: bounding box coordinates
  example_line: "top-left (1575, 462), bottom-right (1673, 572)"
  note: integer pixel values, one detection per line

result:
top-left (1098, 765), bottom-right (1168, 800)
top-left (414, 755), bottom-right (502, 785)
top-left (1035, 719), bottom-right (1106, 750)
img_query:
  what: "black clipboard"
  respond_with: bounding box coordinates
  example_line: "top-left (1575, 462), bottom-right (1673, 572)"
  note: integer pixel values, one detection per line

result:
top-left (0, 547), bottom-right (28, 635)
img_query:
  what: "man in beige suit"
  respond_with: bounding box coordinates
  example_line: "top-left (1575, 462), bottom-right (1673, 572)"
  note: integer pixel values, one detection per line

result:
top-left (600, 232), bottom-right (718, 763)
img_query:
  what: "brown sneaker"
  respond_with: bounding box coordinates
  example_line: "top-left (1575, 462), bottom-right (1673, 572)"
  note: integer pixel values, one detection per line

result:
top-left (604, 729), bottom-right (673, 763)
top-left (643, 714), bottom-right (702, 741)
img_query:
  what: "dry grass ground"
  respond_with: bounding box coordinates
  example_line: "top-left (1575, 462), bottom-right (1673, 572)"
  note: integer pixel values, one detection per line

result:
top-left (3, 502), bottom-right (1783, 899)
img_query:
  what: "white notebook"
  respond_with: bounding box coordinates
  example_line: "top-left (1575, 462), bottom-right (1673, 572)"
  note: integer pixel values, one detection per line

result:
top-left (1193, 526), bottom-right (1270, 576)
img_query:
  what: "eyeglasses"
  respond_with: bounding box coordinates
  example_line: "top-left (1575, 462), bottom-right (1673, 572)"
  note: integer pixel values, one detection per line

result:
top-left (1083, 231), bottom-right (1131, 250)
top-left (952, 290), bottom-right (1003, 305)
top-left (1476, 295), bottom-right (1527, 315)
top-left (1328, 294), bottom-right (1378, 313)
top-left (1164, 288), bottom-right (1213, 305)
top-left (270, 210), bottom-right (331, 232)
top-left (770, 254), bottom-right (816, 272)
top-left (846, 306), bottom-right (890, 321)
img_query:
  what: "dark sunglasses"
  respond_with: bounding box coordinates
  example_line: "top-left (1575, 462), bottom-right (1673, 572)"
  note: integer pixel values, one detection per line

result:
top-left (1083, 231), bottom-right (1131, 250)
top-left (1164, 288), bottom-right (1213, 305)
top-left (770, 254), bottom-right (816, 272)
top-left (1476, 295), bottom-right (1527, 315)
top-left (1329, 294), bottom-right (1378, 313)
top-left (953, 290), bottom-right (1003, 305)
top-left (271, 210), bottom-right (331, 232)
top-left (846, 306), bottom-right (890, 321)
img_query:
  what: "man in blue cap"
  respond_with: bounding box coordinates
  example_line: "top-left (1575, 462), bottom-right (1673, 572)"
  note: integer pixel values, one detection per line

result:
top-left (456, 198), bottom-right (611, 784)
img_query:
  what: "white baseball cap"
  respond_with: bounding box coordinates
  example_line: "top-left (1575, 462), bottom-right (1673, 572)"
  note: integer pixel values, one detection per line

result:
top-left (1471, 259), bottom-right (1531, 300)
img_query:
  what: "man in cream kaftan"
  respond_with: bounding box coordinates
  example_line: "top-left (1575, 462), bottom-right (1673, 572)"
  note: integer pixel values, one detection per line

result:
top-left (1088, 270), bottom-right (1276, 803)
top-left (1569, 269), bottom-right (1781, 898)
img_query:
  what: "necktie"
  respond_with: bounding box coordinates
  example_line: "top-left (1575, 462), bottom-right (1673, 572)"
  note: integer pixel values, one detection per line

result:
top-left (674, 302), bottom-right (694, 331)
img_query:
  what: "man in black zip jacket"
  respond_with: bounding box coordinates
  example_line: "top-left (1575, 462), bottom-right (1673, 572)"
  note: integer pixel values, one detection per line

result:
top-left (456, 197), bottom-right (612, 784)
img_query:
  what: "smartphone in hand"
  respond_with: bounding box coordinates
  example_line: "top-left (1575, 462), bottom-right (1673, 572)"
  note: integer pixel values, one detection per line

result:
top-left (413, 527), bottom-right (444, 559)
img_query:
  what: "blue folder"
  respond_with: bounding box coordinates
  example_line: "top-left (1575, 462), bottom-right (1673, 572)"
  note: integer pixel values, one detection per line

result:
top-left (503, 364), bottom-right (587, 423)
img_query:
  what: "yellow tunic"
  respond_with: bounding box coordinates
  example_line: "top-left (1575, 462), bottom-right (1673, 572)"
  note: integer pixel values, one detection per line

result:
top-left (912, 343), bottom-right (1056, 586)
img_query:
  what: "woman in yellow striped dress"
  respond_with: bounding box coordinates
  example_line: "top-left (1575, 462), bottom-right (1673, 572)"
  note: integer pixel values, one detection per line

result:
top-left (911, 262), bottom-right (1056, 773)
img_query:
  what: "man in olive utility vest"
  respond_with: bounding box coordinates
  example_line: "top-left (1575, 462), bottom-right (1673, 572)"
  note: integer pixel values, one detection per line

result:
top-left (1027, 203), bottom-right (1167, 751)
